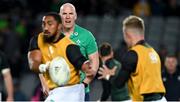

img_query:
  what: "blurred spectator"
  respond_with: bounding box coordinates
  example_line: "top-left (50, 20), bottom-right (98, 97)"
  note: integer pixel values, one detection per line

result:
top-left (162, 55), bottom-right (180, 101)
top-left (133, 0), bottom-right (151, 16)
top-left (158, 45), bottom-right (168, 70)
top-left (2, 24), bottom-right (22, 78)
top-left (98, 42), bottom-right (130, 101)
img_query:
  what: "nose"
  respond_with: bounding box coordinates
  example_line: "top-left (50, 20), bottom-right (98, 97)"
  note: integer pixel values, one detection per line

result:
top-left (44, 25), bottom-right (48, 30)
top-left (66, 14), bottom-right (70, 19)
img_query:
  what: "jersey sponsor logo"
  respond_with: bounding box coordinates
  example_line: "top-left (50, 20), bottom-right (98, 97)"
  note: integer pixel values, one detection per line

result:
top-left (76, 39), bottom-right (81, 45)
top-left (74, 32), bottom-right (78, 36)
top-left (149, 52), bottom-right (158, 63)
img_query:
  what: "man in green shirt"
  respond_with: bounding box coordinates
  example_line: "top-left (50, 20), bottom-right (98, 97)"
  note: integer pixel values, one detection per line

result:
top-left (59, 3), bottom-right (99, 101)
top-left (98, 43), bottom-right (130, 101)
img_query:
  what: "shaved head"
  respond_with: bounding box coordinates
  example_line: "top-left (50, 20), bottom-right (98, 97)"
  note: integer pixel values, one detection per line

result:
top-left (60, 3), bottom-right (76, 15)
top-left (59, 3), bottom-right (77, 30)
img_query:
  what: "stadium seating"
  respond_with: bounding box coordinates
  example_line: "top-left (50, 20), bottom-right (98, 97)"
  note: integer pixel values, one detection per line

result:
top-left (77, 15), bottom-right (180, 54)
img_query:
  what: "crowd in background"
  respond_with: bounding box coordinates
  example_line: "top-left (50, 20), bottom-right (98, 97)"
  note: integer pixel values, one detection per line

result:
top-left (0, 0), bottom-right (180, 101)
top-left (1, 0), bottom-right (180, 17)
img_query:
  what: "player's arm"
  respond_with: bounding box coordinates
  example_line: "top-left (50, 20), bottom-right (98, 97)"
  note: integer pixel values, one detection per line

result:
top-left (84, 33), bottom-right (99, 84)
top-left (39, 74), bottom-right (49, 96)
top-left (28, 35), bottom-right (50, 96)
top-left (2, 68), bottom-right (14, 101)
top-left (66, 44), bottom-right (94, 83)
top-left (0, 51), bottom-right (14, 101)
top-left (84, 51), bottom-right (99, 84)
top-left (27, 35), bottom-right (42, 73)
top-left (98, 65), bottom-right (117, 80)
top-left (114, 51), bottom-right (137, 88)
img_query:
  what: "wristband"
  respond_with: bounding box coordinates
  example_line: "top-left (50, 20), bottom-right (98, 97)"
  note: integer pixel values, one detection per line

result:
top-left (2, 68), bottom-right (10, 74)
top-left (105, 74), bottom-right (110, 80)
top-left (39, 64), bottom-right (47, 73)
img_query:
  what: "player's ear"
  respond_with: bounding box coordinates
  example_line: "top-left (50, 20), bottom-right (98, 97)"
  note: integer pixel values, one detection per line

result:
top-left (75, 13), bottom-right (77, 20)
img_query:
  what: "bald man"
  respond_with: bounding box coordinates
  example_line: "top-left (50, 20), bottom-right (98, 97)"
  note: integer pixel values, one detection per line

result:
top-left (59, 3), bottom-right (99, 101)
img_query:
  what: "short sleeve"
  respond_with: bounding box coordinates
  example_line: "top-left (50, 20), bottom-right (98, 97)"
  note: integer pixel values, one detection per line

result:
top-left (0, 51), bottom-right (10, 71)
top-left (28, 34), bottom-right (39, 51)
top-left (66, 44), bottom-right (88, 70)
top-left (86, 31), bottom-right (98, 55)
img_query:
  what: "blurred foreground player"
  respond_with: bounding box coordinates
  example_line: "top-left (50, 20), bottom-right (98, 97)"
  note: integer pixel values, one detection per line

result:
top-left (0, 50), bottom-right (14, 101)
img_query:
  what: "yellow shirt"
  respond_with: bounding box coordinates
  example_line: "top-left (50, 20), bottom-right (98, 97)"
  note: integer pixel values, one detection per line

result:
top-left (128, 44), bottom-right (165, 101)
top-left (38, 33), bottom-right (80, 89)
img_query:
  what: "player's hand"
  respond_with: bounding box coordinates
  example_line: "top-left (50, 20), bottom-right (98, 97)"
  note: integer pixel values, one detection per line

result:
top-left (82, 60), bottom-right (95, 77)
top-left (81, 60), bottom-right (91, 72)
top-left (98, 65), bottom-right (117, 80)
top-left (41, 82), bottom-right (50, 97)
top-left (39, 61), bottom-right (50, 73)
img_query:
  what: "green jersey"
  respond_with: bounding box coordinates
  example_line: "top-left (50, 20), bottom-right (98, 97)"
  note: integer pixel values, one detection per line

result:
top-left (68, 24), bottom-right (98, 93)
top-left (106, 58), bottom-right (130, 101)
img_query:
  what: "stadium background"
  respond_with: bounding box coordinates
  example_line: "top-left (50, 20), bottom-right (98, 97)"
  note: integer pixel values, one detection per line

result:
top-left (0, 0), bottom-right (180, 101)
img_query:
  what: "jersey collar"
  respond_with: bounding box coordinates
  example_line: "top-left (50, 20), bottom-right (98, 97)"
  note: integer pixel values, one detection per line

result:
top-left (70, 24), bottom-right (79, 39)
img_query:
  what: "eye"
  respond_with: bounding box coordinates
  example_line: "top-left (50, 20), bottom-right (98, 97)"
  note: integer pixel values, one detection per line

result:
top-left (48, 22), bottom-right (53, 26)
top-left (62, 13), bottom-right (67, 15)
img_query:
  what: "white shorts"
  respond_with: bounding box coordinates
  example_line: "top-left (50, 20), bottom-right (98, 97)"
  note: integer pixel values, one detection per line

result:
top-left (45, 84), bottom-right (85, 102)
top-left (123, 99), bottom-right (132, 102)
top-left (148, 96), bottom-right (167, 102)
top-left (154, 96), bottom-right (167, 102)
